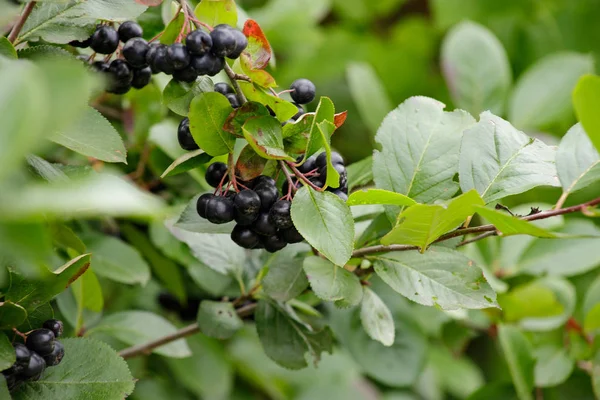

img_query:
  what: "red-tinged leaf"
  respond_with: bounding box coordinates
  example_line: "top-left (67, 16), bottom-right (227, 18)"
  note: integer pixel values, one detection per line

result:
top-left (241, 55), bottom-right (277, 88)
top-left (236, 145), bottom-right (267, 180)
top-left (334, 111), bottom-right (348, 129)
top-left (242, 19), bottom-right (272, 70)
top-left (242, 116), bottom-right (294, 161)
top-left (136, 0), bottom-right (163, 5)
top-left (223, 101), bottom-right (270, 137)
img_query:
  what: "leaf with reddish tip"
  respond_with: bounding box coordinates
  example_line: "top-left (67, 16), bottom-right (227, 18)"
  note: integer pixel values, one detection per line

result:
top-left (223, 101), bottom-right (270, 137)
top-left (236, 145), bottom-right (267, 180)
top-left (242, 116), bottom-right (294, 161)
top-left (242, 19), bottom-right (272, 69)
top-left (240, 55), bottom-right (277, 88)
top-left (334, 111), bottom-right (348, 129)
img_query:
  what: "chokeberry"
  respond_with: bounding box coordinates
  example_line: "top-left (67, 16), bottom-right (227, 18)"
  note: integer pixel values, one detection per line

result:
top-left (254, 184), bottom-right (279, 211)
top-left (281, 226), bottom-right (304, 243)
top-left (206, 196), bottom-right (235, 224)
top-left (131, 66), bottom-right (152, 89)
top-left (167, 43), bottom-right (191, 70)
top-left (331, 189), bottom-right (348, 201)
top-left (91, 61), bottom-right (110, 73)
top-left (21, 352), bottom-right (45, 379)
top-left (297, 155), bottom-right (316, 173)
top-left (118, 21), bottom-right (143, 43)
top-left (26, 329), bottom-right (55, 356)
top-left (145, 42), bottom-right (162, 73)
top-left (292, 103), bottom-right (305, 120)
top-left (122, 37), bottom-right (149, 67)
top-left (210, 26), bottom-right (236, 57)
top-left (319, 162), bottom-right (346, 179)
top-left (231, 225), bottom-right (260, 249)
top-left (214, 82), bottom-right (234, 95)
top-left (43, 341), bottom-right (64, 367)
top-left (190, 53), bottom-right (225, 76)
top-left (228, 29), bottom-right (248, 59)
top-left (226, 93), bottom-right (240, 108)
top-left (269, 200), bottom-right (293, 229)
top-left (290, 78), bottom-right (316, 104)
top-left (186, 30), bottom-right (212, 55)
top-left (69, 37), bottom-right (91, 48)
top-left (6, 343), bottom-right (31, 375)
top-left (205, 162), bottom-right (228, 188)
top-left (173, 65), bottom-right (198, 83)
top-left (253, 175), bottom-right (276, 188)
top-left (196, 193), bottom-right (214, 219)
top-left (252, 212), bottom-right (277, 236)
top-left (178, 118), bottom-right (199, 151)
top-left (316, 151), bottom-right (344, 168)
top-left (90, 25), bottom-right (119, 54)
top-left (234, 211), bottom-right (258, 226)
top-left (263, 235), bottom-right (287, 253)
top-left (43, 319), bottom-right (64, 338)
top-left (234, 190), bottom-right (261, 216)
top-left (109, 59), bottom-right (134, 85)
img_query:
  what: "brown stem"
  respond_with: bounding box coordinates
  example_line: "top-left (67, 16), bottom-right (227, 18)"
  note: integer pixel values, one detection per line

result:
top-left (8, 1), bottom-right (36, 44)
top-left (279, 161), bottom-right (297, 197)
top-left (456, 231), bottom-right (497, 247)
top-left (287, 162), bottom-right (326, 192)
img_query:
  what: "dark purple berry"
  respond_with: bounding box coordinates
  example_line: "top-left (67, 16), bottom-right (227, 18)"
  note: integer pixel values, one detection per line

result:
top-left (253, 175), bottom-right (276, 188)
top-left (69, 37), bottom-right (91, 48)
top-left (214, 82), bottom-right (234, 95)
top-left (131, 66), bottom-right (152, 89)
top-left (252, 212), bottom-right (277, 236)
top-left (42, 320), bottom-right (64, 338)
top-left (118, 21), bottom-right (143, 43)
top-left (297, 155), bottom-right (316, 173)
top-left (254, 184), bottom-right (279, 211)
top-left (205, 162), bottom-right (228, 188)
top-left (263, 235), bottom-right (287, 253)
top-left (26, 329), bottom-right (55, 356)
top-left (290, 78), bottom-right (316, 104)
top-left (21, 352), bottom-right (45, 378)
top-left (167, 43), bottom-right (190, 70)
top-left (154, 44), bottom-right (175, 75)
top-left (122, 37), bottom-right (149, 67)
top-left (228, 29), bottom-right (248, 59)
top-left (281, 226), bottom-right (304, 243)
top-left (190, 53), bottom-right (225, 76)
top-left (196, 193), bottom-right (214, 219)
top-left (173, 65), bottom-right (198, 83)
top-left (231, 225), bottom-right (260, 249)
top-left (292, 103), bottom-right (305, 120)
top-left (316, 151), bottom-right (344, 168)
top-left (145, 42), bottom-right (163, 74)
top-left (90, 25), bottom-right (119, 54)
top-left (43, 341), bottom-right (64, 367)
top-left (234, 190), bottom-right (261, 216)
top-left (109, 59), bottom-right (133, 84)
top-left (210, 26), bottom-right (236, 57)
top-left (178, 118), bottom-right (199, 151)
top-left (206, 196), bottom-right (235, 224)
top-left (268, 200), bottom-right (293, 229)
top-left (91, 61), bottom-right (110, 73)
top-left (331, 190), bottom-right (348, 202)
top-left (226, 93), bottom-right (240, 108)
top-left (185, 30), bottom-right (212, 55)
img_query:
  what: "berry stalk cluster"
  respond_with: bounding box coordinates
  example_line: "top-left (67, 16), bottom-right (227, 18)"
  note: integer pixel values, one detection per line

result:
top-left (2, 320), bottom-right (65, 391)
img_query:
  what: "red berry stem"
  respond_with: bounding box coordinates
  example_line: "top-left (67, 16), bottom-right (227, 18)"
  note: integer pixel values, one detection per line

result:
top-left (279, 161), bottom-right (297, 198)
top-left (286, 161), bottom-right (325, 192)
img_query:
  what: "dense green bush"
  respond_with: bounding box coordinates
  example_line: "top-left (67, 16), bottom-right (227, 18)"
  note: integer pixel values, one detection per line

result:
top-left (1, 0), bottom-right (600, 399)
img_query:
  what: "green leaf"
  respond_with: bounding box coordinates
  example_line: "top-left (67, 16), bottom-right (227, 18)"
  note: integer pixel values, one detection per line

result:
top-left (373, 96), bottom-right (475, 205)
top-left (429, 346), bottom-right (484, 398)
top-left (161, 149), bottom-right (212, 178)
top-left (303, 256), bottom-right (363, 308)
top-left (51, 107), bottom-right (127, 163)
top-left (0, 333), bottom-right (15, 372)
top-left (497, 324), bottom-right (535, 400)
top-left (441, 21), bottom-right (511, 116)
top-left (81, 233), bottom-right (150, 286)
top-left (239, 81), bottom-right (298, 122)
top-left (459, 112), bottom-right (560, 204)
top-left (224, 101), bottom-right (271, 138)
top-left (346, 62), bottom-right (393, 133)
top-left (556, 122), bottom-right (600, 196)
top-left (189, 92), bottom-right (235, 156)
top-left (162, 76), bottom-right (213, 116)
top-left (0, 37), bottom-right (17, 59)
top-left (160, 12), bottom-right (185, 45)
top-left (508, 52), bottom-right (594, 131)
top-left (0, 301), bottom-right (27, 330)
top-left (241, 19), bottom-right (272, 70)
top-left (382, 190), bottom-right (484, 250)
top-left (347, 188), bottom-right (416, 207)
top-left (534, 346), bottom-right (574, 388)
top-left (262, 246), bottom-right (310, 302)
top-left (474, 206), bottom-right (557, 238)
top-left (72, 269), bottom-right (104, 313)
top-left (316, 120), bottom-right (340, 188)
top-left (242, 115), bottom-right (293, 160)
top-left (195, 0), bottom-right (237, 27)
top-left (373, 247), bottom-right (498, 310)
top-left (12, 338), bottom-right (135, 400)
top-left (175, 195), bottom-right (236, 234)
top-left (573, 74), bottom-right (600, 153)
top-left (584, 304), bottom-right (600, 334)
top-left (197, 301), bottom-right (243, 339)
top-left (346, 155), bottom-right (373, 191)
top-left (87, 311), bottom-right (191, 358)
top-left (304, 96), bottom-right (335, 158)
top-left (27, 155), bottom-right (69, 183)
top-left (360, 287), bottom-right (395, 346)
top-left (291, 186), bottom-right (355, 266)
top-left (255, 299), bottom-right (333, 369)
top-left (235, 144), bottom-right (268, 180)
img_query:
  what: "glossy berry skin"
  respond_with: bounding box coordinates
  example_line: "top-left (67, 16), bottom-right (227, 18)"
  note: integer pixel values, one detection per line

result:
top-left (231, 225), bottom-right (260, 249)
top-left (234, 190), bottom-right (261, 216)
top-left (269, 200), bottom-right (293, 229)
top-left (130, 67), bottom-right (151, 89)
top-left (252, 213), bottom-right (277, 236)
top-left (281, 226), bottom-right (304, 243)
top-left (90, 26), bottom-right (119, 54)
top-left (205, 162), bottom-right (228, 188)
top-left (43, 320), bottom-right (64, 338)
top-left (234, 211), bottom-right (258, 226)
top-left (167, 43), bottom-right (191, 70)
top-left (118, 21), bottom-right (143, 43)
top-left (190, 53), bottom-right (225, 76)
top-left (253, 175), bottom-right (276, 188)
top-left (43, 341), bottom-right (65, 367)
top-left (290, 78), bottom-right (316, 104)
top-left (292, 103), bottom-right (305, 120)
top-left (316, 151), bottom-right (344, 168)
top-left (214, 82), bottom-right (234, 95)
top-left (297, 155), bottom-right (316, 173)
top-left (228, 29), bottom-right (248, 59)
top-left (145, 42), bottom-right (162, 73)
top-left (226, 93), bottom-right (240, 108)
top-left (186, 30), bottom-right (212, 55)
top-left (21, 352), bottom-right (45, 379)
top-left (210, 27), bottom-right (237, 57)
top-left (263, 235), bottom-right (287, 253)
top-left (122, 37), bottom-right (149, 67)
top-left (109, 59), bottom-right (133, 84)
top-left (69, 37), bottom-right (91, 48)
top-left (196, 193), bottom-right (214, 219)
top-left (173, 66), bottom-right (198, 83)
top-left (26, 329), bottom-right (55, 356)
top-left (206, 196), bottom-right (235, 224)
top-left (178, 118), bottom-right (199, 151)
top-left (254, 184), bottom-right (279, 211)
top-left (6, 343), bottom-right (31, 375)
top-left (331, 189), bottom-right (348, 201)
top-left (91, 61), bottom-right (110, 73)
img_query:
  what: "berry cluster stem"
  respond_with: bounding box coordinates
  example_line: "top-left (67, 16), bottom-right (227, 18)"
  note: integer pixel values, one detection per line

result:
top-left (279, 161), bottom-right (297, 198)
top-left (8, 1), bottom-right (36, 44)
top-left (286, 161), bottom-right (325, 192)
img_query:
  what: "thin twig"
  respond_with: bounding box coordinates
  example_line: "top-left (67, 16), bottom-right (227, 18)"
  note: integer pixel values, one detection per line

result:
top-left (456, 231), bottom-right (497, 247)
top-left (287, 162), bottom-right (326, 192)
top-left (8, 1), bottom-right (36, 44)
top-left (279, 161), bottom-right (297, 197)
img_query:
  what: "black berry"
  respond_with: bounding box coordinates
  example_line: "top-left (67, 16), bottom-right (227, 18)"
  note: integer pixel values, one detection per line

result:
top-left (316, 151), bottom-right (343, 168)
top-left (145, 42), bottom-right (163, 73)
top-left (268, 200), bottom-right (293, 229)
top-left (109, 59), bottom-right (134, 84)
top-left (43, 341), bottom-right (65, 367)
top-left (21, 352), bottom-right (45, 379)
top-left (186, 30), bottom-right (212, 55)
top-left (214, 82), bottom-right (234, 95)
top-left (210, 26), bottom-right (237, 57)
top-left (196, 193), bottom-right (214, 218)
top-left (173, 65), bottom-right (198, 83)
top-left (228, 29), bottom-right (248, 59)
top-left (205, 162), bottom-right (228, 188)
top-left (167, 43), bottom-right (191, 70)
top-left (234, 211), bottom-right (258, 226)
top-left (231, 225), bottom-right (260, 249)
top-left (206, 196), bottom-right (235, 224)
top-left (297, 155), bottom-right (316, 173)
top-left (290, 78), bottom-right (316, 104)
top-left (118, 21), bottom-right (143, 43)
top-left (292, 103), bottom-right (305, 120)
top-left (43, 320), bottom-right (64, 338)
top-left (90, 25), bottom-right (119, 54)
top-left (252, 212), bottom-right (277, 236)
top-left (331, 189), bottom-right (348, 201)
top-left (254, 184), bottom-right (279, 211)
top-left (253, 175), bottom-right (276, 188)
top-left (178, 118), bottom-right (199, 151)
top-left (131, 66), bottom-right (152, 89)
top-left (263, 235), bottom-right (287, 253)
top-left (122, 37), bottom-right (149, 67)
top-left (190, 53), bottom-right (225, 76)
top-left (26, 329), bottom-right (55, 356)
top-left (153, 45), bottom-right (175, 75)
top-left (281, 226), bottom-right (304, 243)
top-left (91, 61), bottom-right (110, 73)
top-left (234, 190), bottom-right (261, 215)
top-left (226, 93), bottom-right (240, 108)
top-left (69, 37), bottom-right (91, 48)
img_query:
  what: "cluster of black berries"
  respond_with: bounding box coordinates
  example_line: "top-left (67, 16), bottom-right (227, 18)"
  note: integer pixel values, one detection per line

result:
top-left (285, 151), bottom-right (349, 201)
top-left (2, 320), bottom-right (64, 390)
